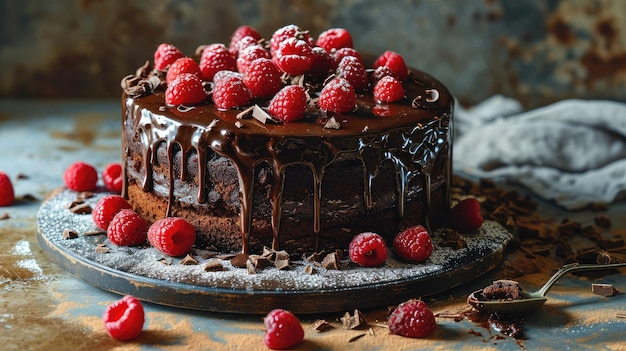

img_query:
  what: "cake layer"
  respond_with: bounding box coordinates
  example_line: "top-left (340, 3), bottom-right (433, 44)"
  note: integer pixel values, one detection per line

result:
top-left (122, 52), bottom-right (454, 255)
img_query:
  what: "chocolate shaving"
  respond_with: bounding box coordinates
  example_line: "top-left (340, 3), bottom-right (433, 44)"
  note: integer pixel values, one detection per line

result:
top-left (246, 259), bottom-right (256, 274)
top-left (248, 255), bottom-right (271, 269)
top-left (83, 229), bottom-right (105, 236)
top-left (77, 191), bottom-right (95, 201)
top-left (0, 213), bottom-right (9, 220)
top-left (275, 258), bottom-right (290, 270)
top-left (312, 319), bottom-right (333, 332)
top-left (68, 202), bottom-right (92, 215)
top-left (595, 215), bottom-right (611, 228)
top-left (235, 121), bottom-right (244, 129)
top-left (203, 259), bottom-right (224, 272)
top-left (22, 194), bottom-right (38, 201)
top-left (230, 253), bottom-right (249, 268)
top-left (95, 243), bottom-right (109, 254)
top-left (304, 265), bottom-right (314, 275)
top-left (236, 106), bottom-right (254, 119)
top-left (180, 254), bottom-right (198, 265)
top-left (321, 251), bottom-right (340, 270)
top-left (591, 283), bottom-right (617, 297)
top-left (323, 117), bottom-right (341, 130)
top-left (16, 173), bottom-right (29, 179)
top-left (348, 333), bottom-right (366, 342)
top-left (253, 105), bottom-right (281, 124)
top-left (341, 309), bottom-right (367, 329)
top-left (158, 257), bottom-right (173, 265)
top-left (177, 105), bottom-right (197, 113)
top-left (63, 229), bottom-right (78, 239)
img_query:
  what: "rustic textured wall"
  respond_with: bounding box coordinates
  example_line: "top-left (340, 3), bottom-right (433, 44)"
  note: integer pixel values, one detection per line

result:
top-left (1, 0), bottom-right (625, 107)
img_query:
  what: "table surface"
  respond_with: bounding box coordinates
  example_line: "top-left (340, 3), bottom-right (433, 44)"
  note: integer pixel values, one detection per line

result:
top-left (1, 99), bottom-right (625, 351)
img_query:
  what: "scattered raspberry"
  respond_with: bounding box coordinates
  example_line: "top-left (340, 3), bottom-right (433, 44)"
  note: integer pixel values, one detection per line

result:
top-left (331, 47), bottom-right (363, 67)
top-left (165, 57), bottom-right (201, 85)
top-left (268, 85), bottom-right (308, 123)
top-left (307, 46), bottom-right (335, 82)
top-left (388, 299), bottom-right (436, 338)
top-left (102, 163), bottom-right (123, 194)
top-left (107, 209), bottom-right (147, 246)
top-left (199, 44), bottom-right (237, 81)
top-left (228, 25), bottom-right (263, 56)
top-left (269, 24), bottom-right (313, 57)
top-left (374, 50), bottom-right (409, 81)
top-left (316, 28), bottom-right (353, 52)
top-left (0, 172), bottom-right (14, 207)
top-left (448, 198), bottom-right (483, 232)
top-left (348, 232), bottom-right (388, 267)
top-left (393, 225), bottom-right (433, 262)
top-left (103, 295), bottom-right (145, 341)
top-left (373, 76), bottom-right (405, 103)
top-left (212, 74), bottom-right (252, 110)
top-left (263, 309), bottom-right (304, 350)
top-left (165, 73), bottom-right (206, 106)
top-left (336, 56), bottom-right (368, 90)
top-left (273, 37), bottom-right (314, 76)
top-left (243, 58), bottom-right (283, 98)
top-left (317, 77), bottom-right (356, 114)
top-left (154, 43), bottom-right (184, 71)
top-left (236, 44), bottom-right (271, 75)
top-left (92, 195), bottom-right (132, 231)
top-left (64, 161), bottom-right (98, 192)
top-left (148, 217), bottom-right (196, 257)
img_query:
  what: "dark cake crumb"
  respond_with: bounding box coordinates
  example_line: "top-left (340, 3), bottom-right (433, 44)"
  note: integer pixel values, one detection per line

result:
top-left (482, 280), bottom-right (522, 301)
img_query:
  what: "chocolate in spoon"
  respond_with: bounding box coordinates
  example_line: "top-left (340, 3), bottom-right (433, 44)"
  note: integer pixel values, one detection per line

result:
top-left (468, 262), bottom-right (626, 314)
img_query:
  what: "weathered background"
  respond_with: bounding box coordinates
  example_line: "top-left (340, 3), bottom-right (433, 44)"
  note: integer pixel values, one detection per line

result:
top-left (1, 0), bottom-right (625, 108)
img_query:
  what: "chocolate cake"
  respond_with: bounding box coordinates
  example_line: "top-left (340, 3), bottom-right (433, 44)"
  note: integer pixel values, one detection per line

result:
top-left (120, 25), bottom-right (453, 257)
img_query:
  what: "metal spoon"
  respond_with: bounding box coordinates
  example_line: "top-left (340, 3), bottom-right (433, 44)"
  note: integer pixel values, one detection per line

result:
top-left (468, 262), bottom-right (626, 314)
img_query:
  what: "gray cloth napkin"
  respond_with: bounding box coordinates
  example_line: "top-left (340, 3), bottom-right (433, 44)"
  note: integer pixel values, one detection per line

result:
top-left (454, 95), bottom-right (626, 209)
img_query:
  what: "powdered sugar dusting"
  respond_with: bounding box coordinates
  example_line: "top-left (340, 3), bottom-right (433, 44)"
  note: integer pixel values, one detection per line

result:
top-left (38, 189), bottom-right (511, 296)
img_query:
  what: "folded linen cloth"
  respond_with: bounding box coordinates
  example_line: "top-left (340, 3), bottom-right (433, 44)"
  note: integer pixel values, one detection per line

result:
top-left (454, 96), bottom-right (626, 209)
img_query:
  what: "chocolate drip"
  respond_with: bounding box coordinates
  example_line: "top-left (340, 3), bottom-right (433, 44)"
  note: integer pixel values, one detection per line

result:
top-left (122, 69), bottom-right (453, 254)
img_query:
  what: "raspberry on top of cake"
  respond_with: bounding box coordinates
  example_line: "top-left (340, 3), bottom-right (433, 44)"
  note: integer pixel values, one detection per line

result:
top-left (120, 24), bottom-right (453, 258)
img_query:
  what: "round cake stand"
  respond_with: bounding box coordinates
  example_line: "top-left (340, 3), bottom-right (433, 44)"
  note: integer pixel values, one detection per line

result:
top-left (37, 189), bottom-right (512, 314)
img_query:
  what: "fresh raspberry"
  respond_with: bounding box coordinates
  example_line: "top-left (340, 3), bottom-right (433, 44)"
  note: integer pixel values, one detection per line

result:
top-left (331, 47), bottom-right (363, 67)
top-left (316, 28), bottom-right (353, 52)
top-left (165, 57), bottom-right (201, 85)
top-left (212, 74), bottom-right (252, 110)
top-left (269, 24), bottom-right (313, 57)
top-left (153, 43), bottom-right (184, 71)
top-left (228, 25), bottom-right (263, 56)
top-left (92, 195), bottom-right (132, 231)
top-left (0, 172), bottom-right (14, 207)
top-left (447, 198), bottom-right (484, 232)
top-left (374, 50), bottom-right (409, 81)
top-left (199, 44), bottom-right (237, 81)
top-left (213, 70), bottom-right (244, 84)
top-left (102, 163), bottom-right (123, 194)
top-left (103, 295), bottom-right (145, 341)
top-left (348, 232), bottom-right (388, 267)
top-left (64, 161), bottom-right (98, 192)
top-left (147, 217), bottom-right (196, 257)
top-left (369, 65), bottom-right (396, 83)
top-left (317, 77), bottom-right (356, 114)
top-left (336, 56), bottom-right (368, 90)
top-left (307, 46), bottom-right (335, 82)
top-left (273, 37), bottom-right (314, 76)
top-left (388, 299), bottom-right (436, 338)
top-left (393, 225), bottom-right (433, 262)
top-left (268, 85), bottom-right (308, 123)
top-left (107, 209), bottom-right (147, 246)
top-left (165, 73), bottom-right (206, 106)
top-left (243, 58), bottom-right (283, 98)
top-left (373, 76), bottom-right (405, 103)
top-left (232, 35), bottom-right (260, 58)
top-left (263, 309), bottom-right (304, 350)
top-left (236, 44), bottom-right (271, 75)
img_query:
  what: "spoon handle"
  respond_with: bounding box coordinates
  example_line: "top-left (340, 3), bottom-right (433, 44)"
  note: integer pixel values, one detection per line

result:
top-left (536, 262), bottom-right (626, 297)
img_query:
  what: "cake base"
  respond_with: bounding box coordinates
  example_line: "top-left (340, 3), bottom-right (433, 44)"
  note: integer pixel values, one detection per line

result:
top-left (37, 188), bottom-right (512, 314)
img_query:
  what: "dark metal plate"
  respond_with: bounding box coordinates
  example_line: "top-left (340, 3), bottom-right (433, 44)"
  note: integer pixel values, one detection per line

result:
top-left (37, 188), bottom-right (512, 314)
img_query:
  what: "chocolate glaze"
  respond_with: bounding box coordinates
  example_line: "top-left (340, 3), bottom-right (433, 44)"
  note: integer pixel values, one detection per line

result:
top-left (122, 68), bottom-right (453, 255)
